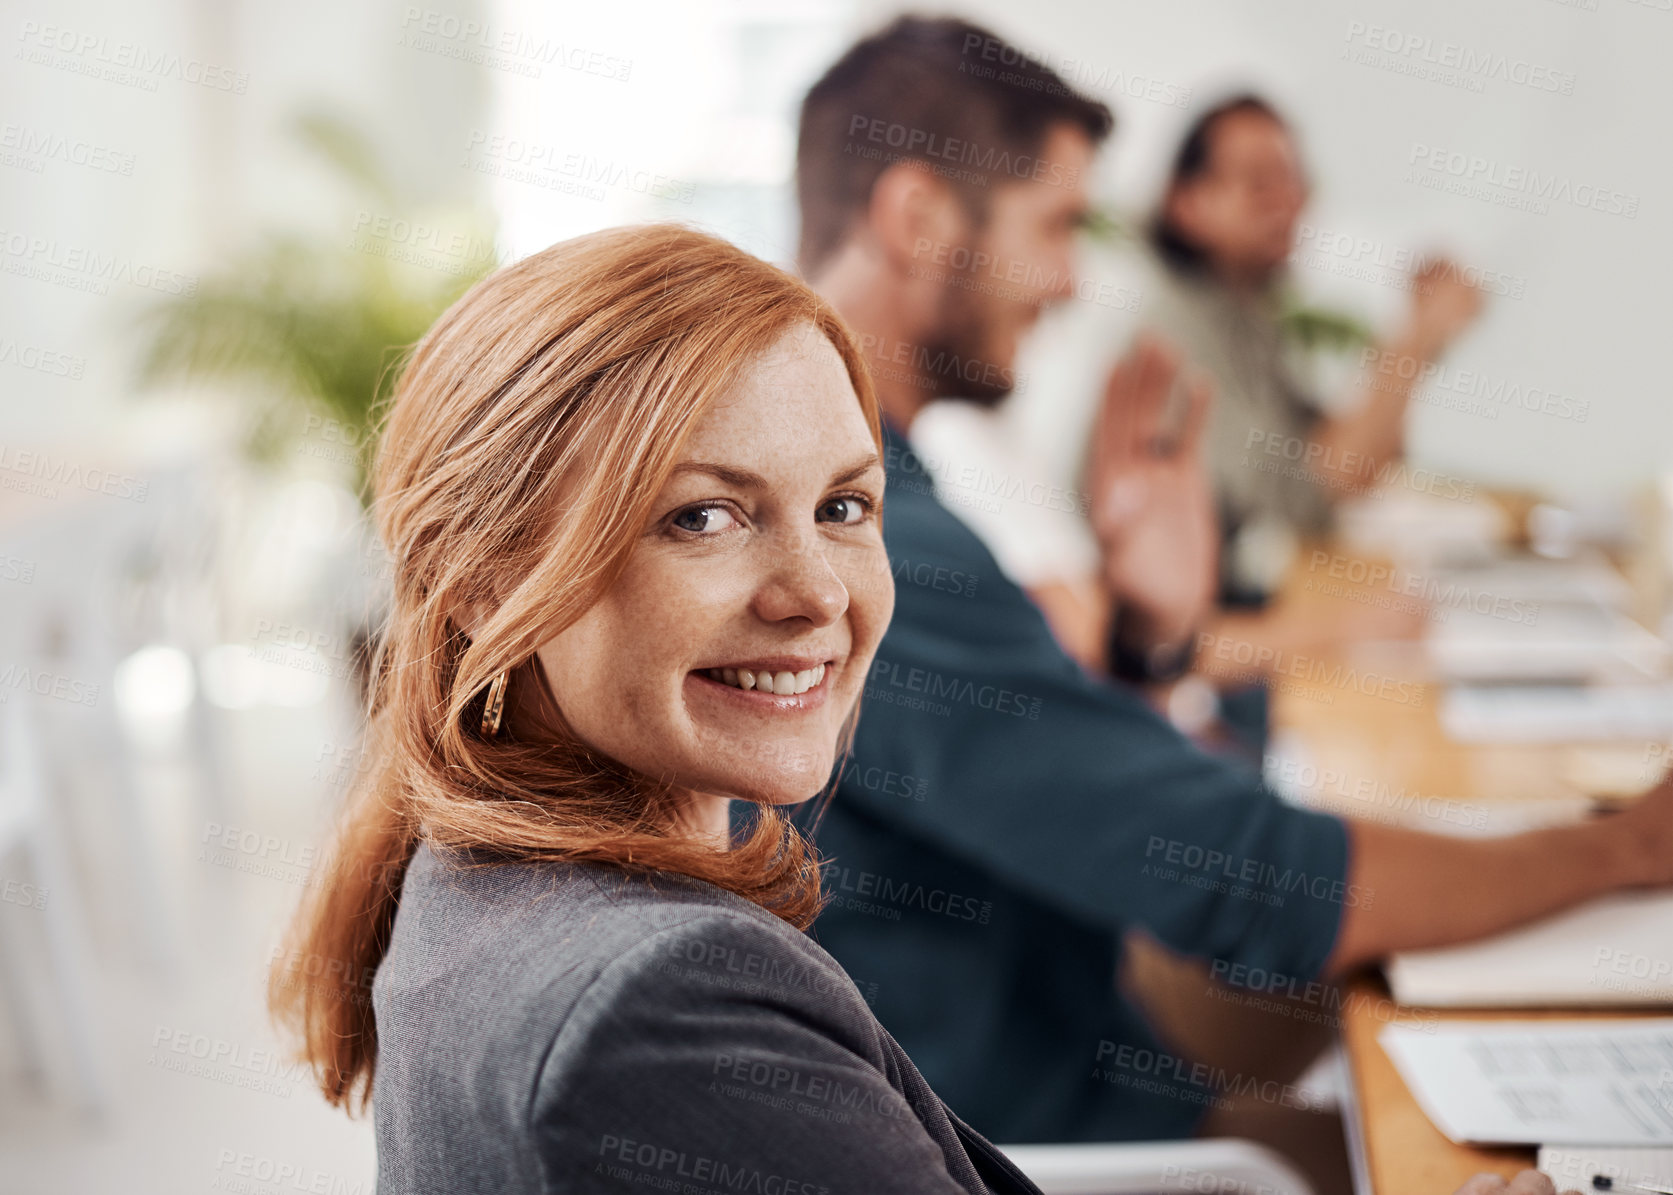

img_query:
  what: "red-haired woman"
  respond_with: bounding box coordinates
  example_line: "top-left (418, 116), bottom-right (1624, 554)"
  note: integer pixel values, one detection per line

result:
top-left (270, 224), bottom-right (1036, 1193)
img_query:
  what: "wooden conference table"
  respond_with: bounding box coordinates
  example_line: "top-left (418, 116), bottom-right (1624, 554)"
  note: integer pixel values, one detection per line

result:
top-left (1255, 544), bottom-right (1665, 1195)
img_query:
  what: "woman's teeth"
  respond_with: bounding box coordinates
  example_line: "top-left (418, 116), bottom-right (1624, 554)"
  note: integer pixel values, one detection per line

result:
top-left (707, 663), bottom-right (826, 696)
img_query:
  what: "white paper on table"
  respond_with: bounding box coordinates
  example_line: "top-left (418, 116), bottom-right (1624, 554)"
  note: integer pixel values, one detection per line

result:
top-left (1426, 599), bottom-right (1668, 685)
top-left (1379, 1020), bottom-right (1673, 1145)
top-left (1539, 1145), bottom-right (1673, 1193)
top-left (1424, 554), bottom-right (1635, 611)
top-left (1388, 892), bottom-right (1673, 1009)
top-left (1440, 682), bottom-right (1673, 743)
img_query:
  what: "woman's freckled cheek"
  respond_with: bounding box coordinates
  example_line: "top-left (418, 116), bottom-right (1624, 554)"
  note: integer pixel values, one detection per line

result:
top-left (609, 553), bottom-right (729, 712)
top-left (558, 602), bottom-right (680, 758)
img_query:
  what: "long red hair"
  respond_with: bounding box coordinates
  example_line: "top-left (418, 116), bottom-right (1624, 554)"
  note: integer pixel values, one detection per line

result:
top-left (269, 224), bottom-right (880, 1112)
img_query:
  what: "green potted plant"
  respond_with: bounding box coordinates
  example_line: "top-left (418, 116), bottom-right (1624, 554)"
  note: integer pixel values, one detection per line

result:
top-left (135, 110), bottom-right (499, 500)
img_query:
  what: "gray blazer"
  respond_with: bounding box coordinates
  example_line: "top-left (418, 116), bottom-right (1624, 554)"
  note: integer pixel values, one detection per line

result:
top-left (372, 842), bottom-right (1040, 1194)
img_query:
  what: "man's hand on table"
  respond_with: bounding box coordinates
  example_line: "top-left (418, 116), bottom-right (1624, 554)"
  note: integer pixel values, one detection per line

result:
top-left (1600, 772), bottom-right (1673, 887)
top-left (1329, 768), bottom-right (1673, 974)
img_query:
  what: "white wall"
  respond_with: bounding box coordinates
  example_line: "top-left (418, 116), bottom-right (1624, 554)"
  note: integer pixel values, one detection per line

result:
top-left (0, 0), bottom-right (487, 452)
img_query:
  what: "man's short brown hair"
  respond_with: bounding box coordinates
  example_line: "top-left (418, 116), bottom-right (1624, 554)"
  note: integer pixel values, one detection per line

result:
top-left (795, 15), bottom-right (1114, 276)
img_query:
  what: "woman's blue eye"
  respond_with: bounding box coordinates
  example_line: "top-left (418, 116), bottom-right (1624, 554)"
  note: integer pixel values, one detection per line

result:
top-left (818, 496), bottom-right (867, 525)
top-left (672, 505), bottom-right (738, 533)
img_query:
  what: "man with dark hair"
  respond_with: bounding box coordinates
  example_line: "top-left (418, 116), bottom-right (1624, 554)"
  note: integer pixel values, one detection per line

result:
top-left (795, 10), bottom-right (1673, 1162)
top-left (797, 16), bottom-right (1212, 668)
top-left (797, 16), bottom-right (1113, 416)
top-left (796, 16), bottom-right (1114, 277)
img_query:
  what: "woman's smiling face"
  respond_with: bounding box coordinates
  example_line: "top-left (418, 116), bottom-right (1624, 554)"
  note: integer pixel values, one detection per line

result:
top-left (534, 325), bottom-right (893, 807)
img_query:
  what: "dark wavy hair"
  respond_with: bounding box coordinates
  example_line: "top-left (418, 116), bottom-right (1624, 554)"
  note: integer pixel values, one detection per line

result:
top-left (1151, 93), bottom-right (1292, 273)
top-left (796, 14), bottom-right (1114, 276)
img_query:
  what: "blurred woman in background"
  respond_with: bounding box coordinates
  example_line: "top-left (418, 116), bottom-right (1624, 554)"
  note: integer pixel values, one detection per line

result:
top-left (1149, 93), bottom-right (1484, 608)
top-left (268, 224), bottom-right (1037, 1194)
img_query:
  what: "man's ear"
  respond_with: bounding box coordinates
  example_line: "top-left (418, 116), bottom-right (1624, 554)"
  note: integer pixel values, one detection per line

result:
top-left (867, 161), bottom-right (969, 274)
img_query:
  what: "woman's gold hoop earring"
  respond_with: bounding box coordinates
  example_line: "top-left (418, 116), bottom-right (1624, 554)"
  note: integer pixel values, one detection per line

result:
top-left (480, 670), bottom-right (509, 738)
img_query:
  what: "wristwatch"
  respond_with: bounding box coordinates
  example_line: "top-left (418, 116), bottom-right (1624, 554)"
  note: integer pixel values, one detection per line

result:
top-left (1107, 608), bottom-right (1197, 685)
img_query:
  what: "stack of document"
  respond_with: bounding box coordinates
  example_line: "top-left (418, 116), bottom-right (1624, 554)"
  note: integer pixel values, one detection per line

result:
top-left (1441, 684), bottom-right (1673, 743)
top-left (1381, 1020), bottom-right (1673, 1145)
top-left (1425, 555), bottom-right (1635, 610)
top-left (1421, 552), bottom-right (1673, 742)
top-left (1427, 604), bottom-right (1668, 685)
